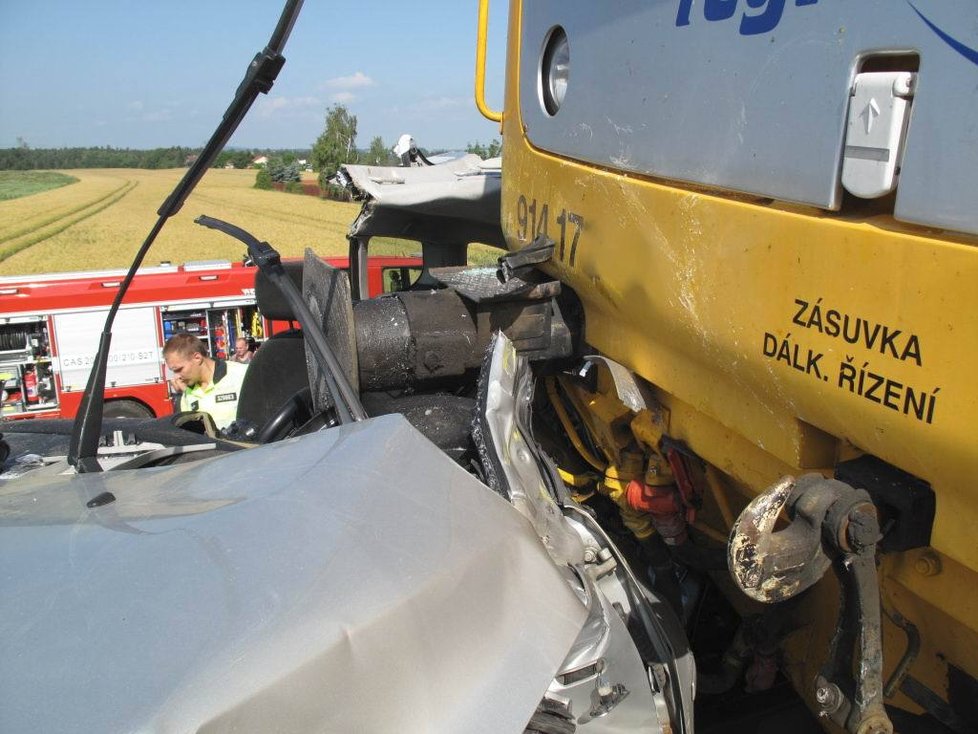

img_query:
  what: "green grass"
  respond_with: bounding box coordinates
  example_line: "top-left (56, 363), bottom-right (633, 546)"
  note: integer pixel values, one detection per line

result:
top-left (0, 171), bottom-right (79, 201)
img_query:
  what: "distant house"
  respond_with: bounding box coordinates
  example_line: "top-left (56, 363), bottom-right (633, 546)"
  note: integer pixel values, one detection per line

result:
top-left (252, 155), bottom-right (269, 167)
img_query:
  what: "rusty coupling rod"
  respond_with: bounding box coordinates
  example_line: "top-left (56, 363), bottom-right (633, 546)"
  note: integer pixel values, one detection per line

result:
top-left (728, 474), bottom-right (892, 734)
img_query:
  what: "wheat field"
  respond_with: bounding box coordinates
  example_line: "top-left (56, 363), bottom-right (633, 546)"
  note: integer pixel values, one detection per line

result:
top-left (0, 168), bottom-right (454, 275)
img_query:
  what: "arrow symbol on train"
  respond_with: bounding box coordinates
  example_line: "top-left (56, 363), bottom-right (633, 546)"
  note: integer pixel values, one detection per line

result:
top-left (861, 98), bottom-right (880, 134)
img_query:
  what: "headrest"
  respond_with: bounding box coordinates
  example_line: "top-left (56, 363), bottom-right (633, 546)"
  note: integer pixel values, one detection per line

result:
top-left (254, 260), bottom-right (304, 321)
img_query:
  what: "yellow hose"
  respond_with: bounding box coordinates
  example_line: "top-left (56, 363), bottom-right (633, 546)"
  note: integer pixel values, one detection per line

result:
top-left (545, 377), bottom-right (608, 472)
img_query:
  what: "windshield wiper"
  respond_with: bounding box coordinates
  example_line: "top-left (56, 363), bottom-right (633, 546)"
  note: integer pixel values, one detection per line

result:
top-left (68, 0), bottom-right (304, 473)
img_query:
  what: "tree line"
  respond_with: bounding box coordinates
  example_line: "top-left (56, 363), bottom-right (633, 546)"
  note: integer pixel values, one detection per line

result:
top-left (0, 146), bottom-right (198, 170)
top-left (0, 146), bottom-right (309, 171)
top-left (2, 103), bottom-right (502, 186)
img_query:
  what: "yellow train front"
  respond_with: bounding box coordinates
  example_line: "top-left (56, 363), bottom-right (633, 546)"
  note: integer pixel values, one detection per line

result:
top-left (479, 1), bottom-right (978, 731)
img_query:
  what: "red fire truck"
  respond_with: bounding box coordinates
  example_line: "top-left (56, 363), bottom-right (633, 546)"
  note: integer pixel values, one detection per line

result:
top-left (0, 256), bottom-right (422, 420)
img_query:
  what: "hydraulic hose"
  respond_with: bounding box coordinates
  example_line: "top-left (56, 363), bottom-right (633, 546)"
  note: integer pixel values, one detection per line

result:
top-left (545, 376), bottom-right (608, 472)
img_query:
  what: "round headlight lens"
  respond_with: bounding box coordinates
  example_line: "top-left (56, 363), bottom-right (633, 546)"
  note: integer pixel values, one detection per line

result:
top-left (541, 27), bottom-right (569, 116)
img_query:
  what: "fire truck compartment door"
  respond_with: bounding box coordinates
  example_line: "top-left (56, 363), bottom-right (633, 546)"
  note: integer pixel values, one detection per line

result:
top-left (54, 308), bottom-right (162, 390)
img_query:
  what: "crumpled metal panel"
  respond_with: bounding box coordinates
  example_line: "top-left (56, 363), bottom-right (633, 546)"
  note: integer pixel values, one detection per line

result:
top-left (0, 415), bottom-right (586, 733)
top-left (343, 156), bottom-right (505, 248)
top-left (344, 154), bottom-right (499, 209)
top-left (478, 332), bottom-right (584, 566)
top-left (477, 334), bottom-right (684, 732)
top-left (432, 266), bottom-right (561, 304)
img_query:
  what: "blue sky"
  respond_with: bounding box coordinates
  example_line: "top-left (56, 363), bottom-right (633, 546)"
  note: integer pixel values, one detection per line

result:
top-left (0, 1), bottom-right (507, 152)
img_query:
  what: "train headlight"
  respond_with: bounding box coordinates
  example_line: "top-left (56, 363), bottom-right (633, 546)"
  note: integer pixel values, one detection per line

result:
top-left (540, 26), bottom-right (569, 116)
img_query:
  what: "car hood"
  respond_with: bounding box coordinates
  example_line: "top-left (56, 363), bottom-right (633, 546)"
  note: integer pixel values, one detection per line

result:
top-left (0, 414), bottom-right (586, 733)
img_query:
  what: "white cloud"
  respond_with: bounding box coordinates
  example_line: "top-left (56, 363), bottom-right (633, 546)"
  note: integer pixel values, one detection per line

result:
top-left (124, 100), bottom-right (182, 123)
top-left (423, 96), bottom-right (467, 111)
top-left (143, 109), bottom-right (173, 123)
top-left (257, 95), bottom-right (322, 117)
top-left (395, 96), bottom-right (468, 116)
top-left (322, 71), bottom-right (375, 91)
top-left (329, 91), bottom-right (356, 103)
